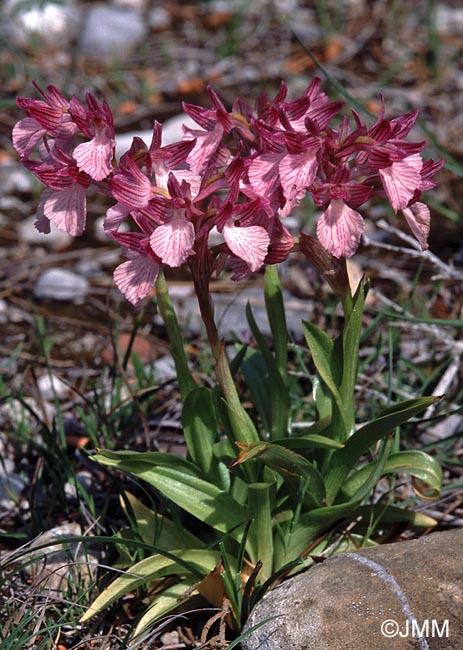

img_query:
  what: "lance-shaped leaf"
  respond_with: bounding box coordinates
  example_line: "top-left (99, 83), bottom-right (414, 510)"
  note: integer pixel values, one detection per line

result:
top-left (131, 579), bottom-right (196, 641)
top-left (93, 450), bottom-right (250, 538)
top-left (120, 492), bottom-right (204, 549)
top-left (182, 386), bottom-right (225, 486)
top-left (245, 302), bottom-right (290, 440)
top-left (248, 483), bottom-right (275, 581)
top-left (231, 441), bottom-right (326, 507)
top-left (264, 265), bottom-right (288, 384)
top-left (351, 503), bottom-right (438, 529)
top-left (325, 395), bottom-right (442, 503)
top-left (80, 549), bottom-right (220, 623)
top-left (341, 450), bottom-right (442, 500)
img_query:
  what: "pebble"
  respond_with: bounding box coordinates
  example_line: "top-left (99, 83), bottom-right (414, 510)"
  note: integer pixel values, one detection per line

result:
top-left (0, 458), bottom-right (25, 511)
top-left (78, 5), bottom-right (148, 59)
top-left (19, 215), bottom-right (73, 250)
top-left (26, 523), bottom-right (99, 594)
top-left (36, 373), bottom-right (71, 401)
top-left (33, 267), bottom-right (90, 301)
top-left (5, 0), bottom-right (82, 48)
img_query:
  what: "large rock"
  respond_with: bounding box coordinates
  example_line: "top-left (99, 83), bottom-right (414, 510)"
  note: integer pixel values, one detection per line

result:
top-left (242, 529), bottom-right (463, 650)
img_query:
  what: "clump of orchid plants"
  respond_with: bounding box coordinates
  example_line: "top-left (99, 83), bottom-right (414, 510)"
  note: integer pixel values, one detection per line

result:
top-left (13, 79), bottom-right (444, 640)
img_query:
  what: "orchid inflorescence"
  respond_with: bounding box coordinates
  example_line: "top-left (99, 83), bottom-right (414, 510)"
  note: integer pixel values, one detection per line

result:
top-left (13, 79), bottom-right (442, 306)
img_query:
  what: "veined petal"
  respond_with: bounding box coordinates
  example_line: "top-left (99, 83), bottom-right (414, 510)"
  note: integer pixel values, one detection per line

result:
top-left (316, 199), bottom-right (364, 258)
top-left (42, 184), bottom-right (87, 236)
top-left (149, 210), bottom-right (195, 267)
top-left (248, 153), bottom-right (283, 196)
top-left (223, 222), bottom-right (270, 272)
top-left (114, 254), bottom-right (159, 307)
top-left (402, 202), bottom-right (430, 250)
top-left (104, 203), bottom-right (131, 232)
top-left (73, 134), bottom-right (114, 181)
top-left (12, 117), bottom-right (46, 157)
top-left (110, 160), bottom-right (153, 209)
top-left (379, 154), bottom-right (422, 212)
top-left (279, 150), bottom-right (318, 200)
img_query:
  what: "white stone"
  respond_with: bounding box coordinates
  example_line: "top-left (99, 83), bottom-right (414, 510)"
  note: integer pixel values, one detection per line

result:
top-left (33, 267), bottom-right (90, 301)
top-left (78, 5), bottom-right (148, 59)
top-left (19, 215), bottom-right (72, 249)
top-left (36, 373), bottom-right (70, 401)
top-left (4, 0), bottom-right (82, 48)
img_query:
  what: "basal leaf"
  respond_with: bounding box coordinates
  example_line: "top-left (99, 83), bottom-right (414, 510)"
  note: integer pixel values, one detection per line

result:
top-left (80, 549), bottom-right (219, 623)
top-left (120, 492), bottom-right (204, 549)
top-left (325, 396), bottom-right (441, 503)
top-left (182, 387), bottom-right (221, 483)
top-left (131, 579), bottom-right (195, 640)
top-left (93, 451), bottom-right (250, 537)
top-left (264, 265), bottom-right (288, 383)
top-left (231, 442), bottom-right (326, 507)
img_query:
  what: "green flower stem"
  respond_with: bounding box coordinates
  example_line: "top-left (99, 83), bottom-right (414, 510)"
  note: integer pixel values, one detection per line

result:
top-left (192, 274), bottom-right (260, 447)
top-left (155, 271), bottom-right (196, 399)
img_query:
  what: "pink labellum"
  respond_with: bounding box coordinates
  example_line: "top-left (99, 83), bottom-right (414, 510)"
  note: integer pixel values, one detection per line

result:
top-left (149, 209), bottom-right (195, 267)
top-left (316, 199), bottom-right (365, 258)
top-left (402, 202), bottom-right (430, 250)
top-left (223, 222), bottom-right (270, 272)
top-left (114, 253), bottom-right (160, 307)
top-left (248, 153), bottom-right (283, 197)
top-left (73, 134), bottom-right (114, 181)
top-left (12, 118), bottom-right (46, 157)
top-left (379, 153), bottom-right (422, 212)
top-left (110, 158), bottom-right (152, 208)
top-left (104, 203), bottom-right (131, 232)
top-left (40, 184), bottom-right (87, 236)
top-left (279, 150), bottom-right (318, 201)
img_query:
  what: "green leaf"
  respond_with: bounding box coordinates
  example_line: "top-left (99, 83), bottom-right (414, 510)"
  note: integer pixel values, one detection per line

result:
top-left (274, 501), bottom-right (357, 568)
top-left (215, 343), bottom-right (260, 446)
top-left (232, 442), bottom-right (326, 507)
top-left (272, 434), bottom-right (344, 451)
top-left (352, 503), bottom-right (438, 529)
top-left (302, 321), bottom-right (347, 437)
top-left (80, 549), bottom-right (219, 623)
top-left (325, 396), bottom-right (441, 503)
top-left (182, 387), bottom-right (223, 484)
top-left (120, 492), bottom-right (204, 549)
top-left (245, 302), bottom-right (290, 440)
top-left (131, 579), bottom-right (196, 640)
top-left (93, 451), bottom-right (250, 538)
top-left (264, 265), bottom-right (288, 383)
top-left (341, 450), bottom-right (442, 500)
top-left (339, 279), bottom-right (365, 435)
top-left (248, 483), bottom-right (275, 580)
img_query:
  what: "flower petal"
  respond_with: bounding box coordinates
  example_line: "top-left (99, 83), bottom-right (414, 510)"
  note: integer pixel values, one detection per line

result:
top-left (73, 134), bottom-right (114, 181)
top-left (316, 199), bottom-right (364, 258)
top-left (223, 222), bottom-right (270, 272)
top-left (149, 209), bottom-right (195, 267)
top-left (114, 254), bottom-right (159, 307)
top-left (402, 202), bottom-right (430, 250)
top-left (42, 184), bottom-right (87, 236)
top-left (379, 154), bottom-right (422, 212)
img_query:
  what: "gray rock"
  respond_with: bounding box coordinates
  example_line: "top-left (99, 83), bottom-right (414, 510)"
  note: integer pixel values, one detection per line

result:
top-left (243, 529), bottom-right (463, 650)
top-left (27, 523), bottom-right (99, 594)
top-left (34, 267), bottom-right (90, 301)
top-left (0, 459), bottom-right (25, 511)
top-left (78, 5), bottom-right (147, 59)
